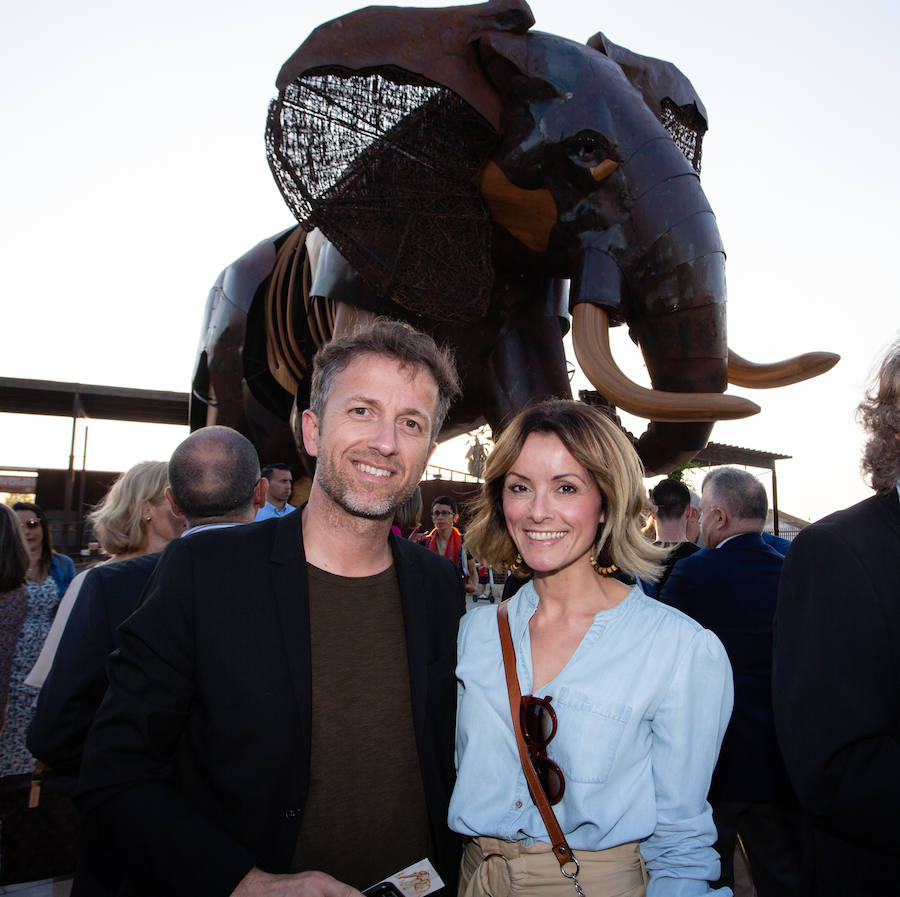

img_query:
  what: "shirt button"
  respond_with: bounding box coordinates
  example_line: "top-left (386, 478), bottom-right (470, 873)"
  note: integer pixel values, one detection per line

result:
top-left (514, 800), bottom-right (522, 809)
top-left (284, 808), bottom-right (300, 820)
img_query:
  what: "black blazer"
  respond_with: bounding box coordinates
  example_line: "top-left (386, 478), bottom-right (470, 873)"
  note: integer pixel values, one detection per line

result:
top-left (661, 532), bottom-right (792, 802)
top-left (28, 553), bottom-right (161, 778)
top-left (773, 490), bottom-right (900, 895)
top-left (77, 511), bottom-right (464, 897)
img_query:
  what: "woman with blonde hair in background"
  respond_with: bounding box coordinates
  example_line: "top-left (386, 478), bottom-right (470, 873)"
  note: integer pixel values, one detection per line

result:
top-left (449, 400), bottom-right (733, 897)
top-left (26, 460), bottom-right (184, 688)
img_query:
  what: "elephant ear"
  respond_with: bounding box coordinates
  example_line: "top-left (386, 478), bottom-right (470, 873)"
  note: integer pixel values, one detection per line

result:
top-left (266, 1), bottom-right (534, 323)
top-left (588, 32), bottom-right (707, 172)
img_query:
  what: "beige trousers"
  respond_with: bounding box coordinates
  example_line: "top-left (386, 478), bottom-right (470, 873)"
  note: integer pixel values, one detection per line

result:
top-left (459, 837), bottom-right (648, 897)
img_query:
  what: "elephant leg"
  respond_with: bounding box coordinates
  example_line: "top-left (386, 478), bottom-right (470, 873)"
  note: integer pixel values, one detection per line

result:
top-left (481, 276), bottom-right (573, 434)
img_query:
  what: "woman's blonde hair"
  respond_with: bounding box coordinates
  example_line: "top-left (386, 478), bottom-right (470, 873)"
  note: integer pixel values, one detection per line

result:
top-left (87, 461), bottom-right (168, 555)
top-left (466, 401), bottom-right (668, 582)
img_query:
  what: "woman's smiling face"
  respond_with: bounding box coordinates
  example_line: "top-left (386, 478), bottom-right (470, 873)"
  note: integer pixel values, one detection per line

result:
top-left (502, 431), bottom-right (604, 576)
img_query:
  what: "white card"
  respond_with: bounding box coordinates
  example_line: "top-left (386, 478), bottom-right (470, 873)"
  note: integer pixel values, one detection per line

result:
top-left (381, 857), bottom-right (445, 896)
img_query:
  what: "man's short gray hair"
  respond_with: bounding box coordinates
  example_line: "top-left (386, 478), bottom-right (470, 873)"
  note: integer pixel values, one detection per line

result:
top-left (309, 319), bottom-right (461, 441)
top-left (702, 467), bottom-right (767, 522)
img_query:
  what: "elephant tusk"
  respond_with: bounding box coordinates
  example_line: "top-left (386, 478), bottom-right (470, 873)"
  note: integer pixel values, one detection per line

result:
top-left (572, 304), bottom-right (761, 422)
top-left (590, 159), bottom-right (619, 182)
top-left (727, 348), bottom-right (840, 388)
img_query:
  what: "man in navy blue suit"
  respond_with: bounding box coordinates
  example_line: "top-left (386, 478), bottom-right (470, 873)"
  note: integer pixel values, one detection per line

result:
top-left (661, 467), bottom-right (800, 897)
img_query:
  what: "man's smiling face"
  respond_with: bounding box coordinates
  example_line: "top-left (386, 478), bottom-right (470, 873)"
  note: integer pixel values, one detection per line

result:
top-left (302, 353), bottom-right (439, 520)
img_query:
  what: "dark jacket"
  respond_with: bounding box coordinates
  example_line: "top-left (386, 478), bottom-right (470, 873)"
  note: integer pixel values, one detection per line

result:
top-left (76, 511), bottom-right (464, 897)
top-left (28, 553), bottom-right (161, 778)
top-left (661, 533), bottom-right (792, 802)
top-left (773, 490), bottom-right (900, 896)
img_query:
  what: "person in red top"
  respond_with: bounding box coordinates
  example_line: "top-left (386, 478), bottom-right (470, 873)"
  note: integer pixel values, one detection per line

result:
top-left (424, 496), bottom-right (477, 594)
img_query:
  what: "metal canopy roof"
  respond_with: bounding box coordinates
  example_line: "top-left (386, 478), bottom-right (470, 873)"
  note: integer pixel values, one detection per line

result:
top-left (0, 377), bottom-right (189, 426)
top-left (691, 442), bottom-right (791, 471)
top-left (1, 378), bottom-right (791, 468)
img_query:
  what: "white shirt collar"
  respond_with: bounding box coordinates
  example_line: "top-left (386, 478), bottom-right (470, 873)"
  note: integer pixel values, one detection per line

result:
top-left (181, 522), bottom-right (240, 538)
top-left (714, 532), bottom-right (759, 549)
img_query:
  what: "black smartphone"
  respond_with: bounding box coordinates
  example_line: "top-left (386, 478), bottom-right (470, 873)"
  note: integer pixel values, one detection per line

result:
top-left (363, 883), bottom-right (404, 897)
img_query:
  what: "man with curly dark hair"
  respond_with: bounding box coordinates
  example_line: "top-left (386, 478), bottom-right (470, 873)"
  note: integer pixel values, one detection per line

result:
top-left (773, 339), bottom-right (900, 897)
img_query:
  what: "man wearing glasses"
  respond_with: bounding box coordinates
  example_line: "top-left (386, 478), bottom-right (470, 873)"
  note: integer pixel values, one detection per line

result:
top-left (423, 496), bottom-right (478, 594)
top-left (77, 322), bottom-right (465, 897)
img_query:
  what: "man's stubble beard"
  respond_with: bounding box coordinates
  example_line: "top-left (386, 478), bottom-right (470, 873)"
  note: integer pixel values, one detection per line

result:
top-left (315, 452), bottom-right (418, 521)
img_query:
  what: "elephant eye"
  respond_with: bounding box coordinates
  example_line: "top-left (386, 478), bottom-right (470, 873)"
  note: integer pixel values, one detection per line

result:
top-left (568, 132), bottom-right (612, 164)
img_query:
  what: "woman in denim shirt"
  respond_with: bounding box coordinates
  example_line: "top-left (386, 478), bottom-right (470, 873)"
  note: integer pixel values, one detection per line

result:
top-left (449, 401), bottom-right (733, 897)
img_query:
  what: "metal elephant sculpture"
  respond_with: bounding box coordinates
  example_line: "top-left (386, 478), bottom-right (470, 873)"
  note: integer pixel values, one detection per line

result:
top-left (192, 0), bottom-right (837, 475)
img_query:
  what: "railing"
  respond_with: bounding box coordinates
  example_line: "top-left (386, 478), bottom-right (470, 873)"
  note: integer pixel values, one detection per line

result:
top-left (423, 464), bottom-right (482, 483)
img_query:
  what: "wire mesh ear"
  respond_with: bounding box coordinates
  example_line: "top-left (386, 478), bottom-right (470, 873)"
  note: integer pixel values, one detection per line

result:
top-left (587, 32), bottom-right (707, 173)
top-left (266, 1), bottom-right (538, 323)
top-left (266, 66), bottom-right (498, 323)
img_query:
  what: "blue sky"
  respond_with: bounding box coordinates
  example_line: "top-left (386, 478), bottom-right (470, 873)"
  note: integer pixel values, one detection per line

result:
top-left (2, 0), bottom-right (897, 521)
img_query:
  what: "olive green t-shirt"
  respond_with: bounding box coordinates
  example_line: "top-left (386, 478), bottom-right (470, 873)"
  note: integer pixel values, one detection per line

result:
top-left (291, 564), bottom-right (433, 889)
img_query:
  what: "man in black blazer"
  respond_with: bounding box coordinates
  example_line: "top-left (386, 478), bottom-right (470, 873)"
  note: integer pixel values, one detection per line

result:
top-left (77, 321), bottom-right (465, 897)
top-left (773, 341), bottom-right (900, 896)
top-left (29, 425), bottom-right (268, 895)
top-left (661, 467), bottom-right (800, 897)
top-left (29, 426), bottom-right (268, 778)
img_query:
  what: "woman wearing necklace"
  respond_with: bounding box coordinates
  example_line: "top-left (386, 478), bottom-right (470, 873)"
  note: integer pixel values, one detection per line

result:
top-left (449, 400), bottom-right (733, 897)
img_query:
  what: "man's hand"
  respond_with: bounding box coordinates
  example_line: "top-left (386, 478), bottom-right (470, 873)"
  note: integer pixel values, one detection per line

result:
top-left (231, 867), bottom-right (366, 897)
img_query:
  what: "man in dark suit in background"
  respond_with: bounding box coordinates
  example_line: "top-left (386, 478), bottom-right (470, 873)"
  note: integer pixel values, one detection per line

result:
top-left (773, 340), bottom-right (900, 896)
top-left (661, 467), bottom-right (800, 897)
top-left (28, 425), bottom-right (267, 895)
top-left (77, 321), bottom-right (465, 897)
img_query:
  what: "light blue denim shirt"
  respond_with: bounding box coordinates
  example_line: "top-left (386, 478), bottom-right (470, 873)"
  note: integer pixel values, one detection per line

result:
top-left (449, 581), bottom-right (734, 897)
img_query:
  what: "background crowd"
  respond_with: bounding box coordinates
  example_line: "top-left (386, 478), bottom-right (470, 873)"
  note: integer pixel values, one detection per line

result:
top-left (0, 331), bottom-right (896, 897)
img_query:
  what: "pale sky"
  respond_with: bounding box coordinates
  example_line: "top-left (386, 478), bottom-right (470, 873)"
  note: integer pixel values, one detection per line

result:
top-left (2, 0), bottom-right (897, 522)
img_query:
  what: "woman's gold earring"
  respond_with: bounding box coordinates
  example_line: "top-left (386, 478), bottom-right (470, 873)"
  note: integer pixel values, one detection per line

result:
top-left (514, 553), bottom-right (523, 566)
top-left (589, 548), bottom-right (618, 576)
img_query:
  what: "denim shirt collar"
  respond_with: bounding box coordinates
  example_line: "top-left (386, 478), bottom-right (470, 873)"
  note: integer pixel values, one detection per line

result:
top-left (508, 580), bottom-right (641, 695)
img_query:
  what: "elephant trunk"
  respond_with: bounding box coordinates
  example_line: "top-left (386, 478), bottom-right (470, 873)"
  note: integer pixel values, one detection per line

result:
top-left (572, 303), bottom-right (758, 475)
top-left (570, 156), bottom-right (762, 473)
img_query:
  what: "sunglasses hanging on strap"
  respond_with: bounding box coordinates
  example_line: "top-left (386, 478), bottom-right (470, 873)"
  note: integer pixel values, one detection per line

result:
top-left (497, 600), bottom-right (586, 897)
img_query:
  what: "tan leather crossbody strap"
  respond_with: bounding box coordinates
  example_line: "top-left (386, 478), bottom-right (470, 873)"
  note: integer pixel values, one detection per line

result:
top-left (497, 600), bottom-right (575, 869)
